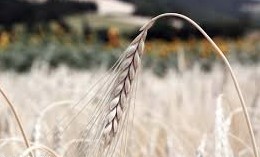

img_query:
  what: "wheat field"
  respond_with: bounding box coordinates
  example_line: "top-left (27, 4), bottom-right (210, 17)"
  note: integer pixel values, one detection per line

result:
top-left (0, 13), bottom-right (259, 157)
top-left (0, 62), bottom-right (259, 157)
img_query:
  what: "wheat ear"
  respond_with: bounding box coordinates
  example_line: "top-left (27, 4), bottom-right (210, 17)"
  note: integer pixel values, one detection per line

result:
top-left (102, 30), bottom-right (147, 146)
top-left (141, 13), bottom-right (259, 157)
top-left (0, 86), bottom-right (34, 157)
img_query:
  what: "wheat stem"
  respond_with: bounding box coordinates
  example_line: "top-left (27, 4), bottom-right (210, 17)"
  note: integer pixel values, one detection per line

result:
top-left (141, 13), bottom-right (259, 157)
top-left (0, 86), bottom-right (34, 157)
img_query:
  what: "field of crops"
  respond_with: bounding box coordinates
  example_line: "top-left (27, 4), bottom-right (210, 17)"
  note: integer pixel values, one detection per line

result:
top-left (0, 13), bottom-right (259, 157)
top-left (0, 63), bottom-right (259, 156)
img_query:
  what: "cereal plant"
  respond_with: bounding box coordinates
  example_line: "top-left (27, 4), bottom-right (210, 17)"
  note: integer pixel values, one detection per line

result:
top-left (0, 13), bottom-right (259, 157)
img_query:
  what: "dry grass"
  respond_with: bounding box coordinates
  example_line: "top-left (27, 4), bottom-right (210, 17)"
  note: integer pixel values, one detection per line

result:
top-left (0, 63), bottom-right (259, 156)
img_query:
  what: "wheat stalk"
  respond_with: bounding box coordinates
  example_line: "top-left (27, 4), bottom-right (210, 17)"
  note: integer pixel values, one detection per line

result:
top-left (141, 13), bottom-right (258, 157)
top-left (20, 144), bottom-right (60, 157)
top-left (0, 86), bottom-right (34, 157)
top-left (102, 30), bottom-right (147, 146)
top-left (71, 29), bottom-right (148, 157)
top-left (77, 13), bottom-right (258, 157)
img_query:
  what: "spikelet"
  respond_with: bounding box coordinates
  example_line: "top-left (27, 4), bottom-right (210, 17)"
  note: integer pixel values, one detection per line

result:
top-left (102, 30), bottom-right (147, 146)
top-left (67, 30), bottom-right (148, 157)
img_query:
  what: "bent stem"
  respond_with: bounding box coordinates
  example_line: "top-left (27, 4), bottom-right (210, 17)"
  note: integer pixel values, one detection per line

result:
top-left (20, 144), bottom-right (60, 157)
top-left (0, 87), bottom-right (34, 157)
top-left (142, 13), bottom-right (259, 157)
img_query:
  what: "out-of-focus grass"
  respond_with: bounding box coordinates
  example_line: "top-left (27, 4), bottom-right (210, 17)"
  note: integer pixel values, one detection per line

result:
top-left (0, 30), bottom-right (258, 76)
top-left (0, 64), bottom-right (259, 156)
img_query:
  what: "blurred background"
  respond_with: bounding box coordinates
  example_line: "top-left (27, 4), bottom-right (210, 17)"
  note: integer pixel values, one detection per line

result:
top-left (0, 0), bottom-right (259, 74)
top-left (0, 1), bottom-right (260, 156)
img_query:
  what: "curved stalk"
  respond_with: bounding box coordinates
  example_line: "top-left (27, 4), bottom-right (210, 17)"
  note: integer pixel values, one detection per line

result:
top-left (141, 13), bottom-right (259, 157)
top-left (0, 87), bottom-right (34, 157)
top-left (20, 144), bottom-right (60, 157)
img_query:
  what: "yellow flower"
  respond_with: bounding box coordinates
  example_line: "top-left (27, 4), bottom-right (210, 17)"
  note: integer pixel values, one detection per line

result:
top-left (30, 34), bottom-right (42, 45)
top-left (169, 39), bottom-right (182, 53)
top-left (145, 42), bottom-right (153, 54)
top-left (51, 22), bottom-right (65, 36)
top-left (107, 26), bottom-right (120, 47)
top-left (0, 31), bottom-right (10, 48)
top-left (213, 37), bottom-right (229, 54)
top-left (200, 39), bottom-right (212, 58)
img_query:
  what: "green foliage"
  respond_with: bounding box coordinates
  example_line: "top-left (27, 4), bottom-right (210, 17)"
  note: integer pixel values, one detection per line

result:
top-left (0, 35), bottom-right (258, 76)
top-left (0, 42), bottom-right (120, 72)
top-left (0, 44), bottom-right (37, 72)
